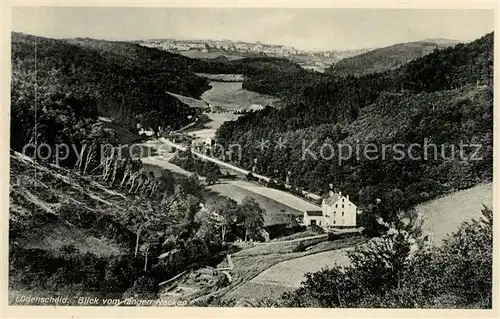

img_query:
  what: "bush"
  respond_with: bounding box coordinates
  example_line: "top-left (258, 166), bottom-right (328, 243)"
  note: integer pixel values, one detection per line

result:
top-left (327, 232), bottom-right (341, 241)
top-left (214, 272), bottom-right (230, 288)
top-left (292, 243), bottom-right (306, 253)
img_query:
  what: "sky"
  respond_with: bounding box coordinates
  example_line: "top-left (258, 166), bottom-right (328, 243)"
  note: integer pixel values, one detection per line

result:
top-left (12, 7), bottom-right (494, 51)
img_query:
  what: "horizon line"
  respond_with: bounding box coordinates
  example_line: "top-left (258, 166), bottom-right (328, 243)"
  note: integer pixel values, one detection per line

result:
top-left (11, 29), bottom-right (492, 52)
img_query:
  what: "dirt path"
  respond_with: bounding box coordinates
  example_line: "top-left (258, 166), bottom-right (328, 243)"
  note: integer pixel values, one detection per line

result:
top-left (250, 234), bottom-right (327, 246)
top-left (160, 138), bottom-right (322, 202)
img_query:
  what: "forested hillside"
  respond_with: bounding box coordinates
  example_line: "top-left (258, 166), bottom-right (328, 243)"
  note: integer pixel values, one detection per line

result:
top-left (328, 40), bottom-right (459, 77)
top-left (216, 33), bottom-right (493, 212)
top-left (11, 32), bottom-right (212, 153)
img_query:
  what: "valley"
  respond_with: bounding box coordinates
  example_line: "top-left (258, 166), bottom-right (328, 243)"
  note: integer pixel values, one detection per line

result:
top-left (8, 20), bottom-right (494, 310)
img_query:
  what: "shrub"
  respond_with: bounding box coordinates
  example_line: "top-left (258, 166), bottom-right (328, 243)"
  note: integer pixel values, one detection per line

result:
top-left (292, 243), bottom-right (306, 252)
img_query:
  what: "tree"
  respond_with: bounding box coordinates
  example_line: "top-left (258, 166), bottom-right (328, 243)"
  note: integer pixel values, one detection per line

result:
top-left (205, 197), bottom-right (239, 242)
top-left (432, 205), bottom-right (493, 307)
top-left (238, 197), bottom-right (265, 241)
top-left (205, 172), bottom-right (219, 186)
top-left (347, 209), bottom-right (424, 296)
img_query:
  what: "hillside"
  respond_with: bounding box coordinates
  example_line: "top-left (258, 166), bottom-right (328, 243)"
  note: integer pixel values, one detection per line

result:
top-left (328, 40), bottom-right (460, 77)
top-left (9, 151), bottom-right (227, 302)
top-left (215, 33), bottom-right (493, 215)
top-left (11, 32), bottom-right (213, 152)
top-left (417, 182), bottom-right (492, 245)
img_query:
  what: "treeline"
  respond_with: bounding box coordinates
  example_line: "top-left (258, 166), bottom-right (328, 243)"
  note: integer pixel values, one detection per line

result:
top-left (215, 33), bottom-right (493, 213)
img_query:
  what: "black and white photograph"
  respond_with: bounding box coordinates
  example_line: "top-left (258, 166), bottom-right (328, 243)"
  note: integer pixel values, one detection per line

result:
top-left (4, 3), bottom-right (496, 312)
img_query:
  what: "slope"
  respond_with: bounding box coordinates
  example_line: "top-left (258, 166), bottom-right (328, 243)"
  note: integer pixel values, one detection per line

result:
top-left (11, 32), bottom-right (209, 141)
top-left (328, 40), bottom-right (460, 77)
top-left (9, 150), bottom-right (226, 302)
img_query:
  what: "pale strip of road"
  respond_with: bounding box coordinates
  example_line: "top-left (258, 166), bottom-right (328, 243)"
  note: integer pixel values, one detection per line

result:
top-left (159, 137), bottom-right (322, 203)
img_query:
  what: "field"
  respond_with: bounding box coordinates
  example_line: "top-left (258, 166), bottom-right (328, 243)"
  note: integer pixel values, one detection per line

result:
top-left (166, 91), bottom-right (208, 109)
top-left (231, 181), bottom-right (320, 212)
top-left (223, 236), bottom-right (366, 302)
top-left (186, 112), bottom-right (240, 141)
top-left (138, 141), bottom-right (316, 228)
top-left (200, 81), bottom-right (279, 111)
top-left (248, 245), bottom-right (354, 289)
top-left (207, 179), bottom-right (323, 226)
top-left (417, 182), bottom-right (493, 244)
top-left (207, 182), bottom-right (304, 226)
top-left (163, 89), bottom-right (241, 141)
top-left (175, 50), bottom-right (245, 60)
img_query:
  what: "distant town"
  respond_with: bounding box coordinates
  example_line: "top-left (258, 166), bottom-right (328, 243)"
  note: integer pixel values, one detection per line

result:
top-left (139, 38), bottom-right (371, 57)
top-left (138, 38), bottom-right (371, 72)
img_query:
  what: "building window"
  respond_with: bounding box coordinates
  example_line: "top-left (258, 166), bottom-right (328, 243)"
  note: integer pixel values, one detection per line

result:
top-left (311, 220), bottom-right (316, 226)
top-left (319, 221), bottom-right (322, 225)
top-left (342, 211), bottom-right (344, 216)
top-left (333, 220), bottom-right (336, 224)
top-left (342, 198), bottom-right (344, 202)
top-left (335, 204), bottom-right (338, 208)
top-left (342, 204), bottom-right (344, 208)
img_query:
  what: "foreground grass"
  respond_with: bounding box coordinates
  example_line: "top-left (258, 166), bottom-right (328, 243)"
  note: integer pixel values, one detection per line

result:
top-left (417, 182), bottom-right (493, 245)
top-left (188, 235), bottom-right (367, 305)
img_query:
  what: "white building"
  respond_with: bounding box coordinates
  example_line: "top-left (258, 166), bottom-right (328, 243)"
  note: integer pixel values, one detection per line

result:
top-left (139, 128), bottom-right (155, 137)
top-left (249, 104), bottom-right (264, 111)
top-left (303, 191), bottom-right (357, 228)
top-left (205, 137), bottom-right (214, 146)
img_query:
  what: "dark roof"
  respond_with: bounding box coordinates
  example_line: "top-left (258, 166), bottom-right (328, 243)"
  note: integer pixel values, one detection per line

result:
top-left (324, 194), bottom-right (341, 206)
top-left (306, 210), bottom-right (323, 216)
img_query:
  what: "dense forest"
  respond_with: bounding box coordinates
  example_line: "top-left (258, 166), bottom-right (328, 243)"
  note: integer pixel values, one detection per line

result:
top-left (216, 33), bottom-right (493, 211)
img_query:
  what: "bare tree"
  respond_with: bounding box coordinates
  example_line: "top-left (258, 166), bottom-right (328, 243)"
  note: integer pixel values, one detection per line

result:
top-left (83, 144), bottom-right (96, 175)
